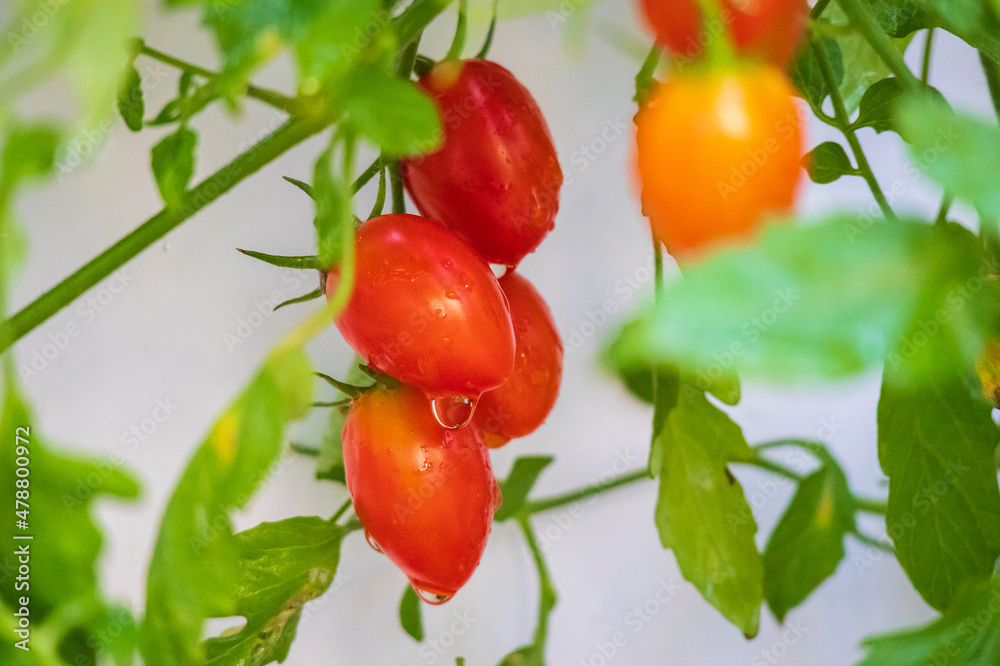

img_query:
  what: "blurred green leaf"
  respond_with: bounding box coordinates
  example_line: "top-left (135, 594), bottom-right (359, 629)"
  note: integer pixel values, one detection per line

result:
top-left (204, 517), bottom-right (346, 664)
top-left (763, 464), bottom-right (856, 622)
top-left (862, 0), bottom-right (936, 37)
top-left (933, 0), bottom-right (1000, 66)
top-left (118, 65), bottom-right (145, 132)
top-left (859, 576), bottom-right (1000, 665)
top-left (606, 218), bottom-right (997, 386)
top-left (655, 389), bottom-right (762, 637)
top-left (853, 78), bottom-right (905, 134)
top-left (2, 125), bottom-right (61, 192)
top-left (878, 363), bottom-right (1000, 611)
top-left (343, 71), bottom-right (442, 157)
top-left (898, 95), bottom-right (1000, 219)
top-left (398, 585), bottom-right (424, 642)
top-left (141, 345), bottom-right (313, 665)
top-left (151, 127), bottom-right (198, 208)
top-left (295, 0), bottom-right (387, 91)
top-left (495, 456), bottom-right (554, 521)
top-left (803, 142), bottom-right (857, 184)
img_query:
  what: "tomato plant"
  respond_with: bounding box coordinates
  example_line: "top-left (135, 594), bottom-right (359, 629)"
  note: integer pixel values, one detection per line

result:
top-left (401, 59), bottom-right (563, 268)
top-left (473, 272), bottom-right (563, 448)
top-left (342, 383), bottom-right (500, 602)
top-left (639, 0), bottom-right (809, 67)
top-left (3, 0), bottom-right (1000, 664)
top-left (635, 62), bottom-right (803, 257)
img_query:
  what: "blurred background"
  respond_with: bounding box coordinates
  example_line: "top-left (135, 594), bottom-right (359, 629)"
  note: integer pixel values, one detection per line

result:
top-left (4, 0), bottom-right (996, 663)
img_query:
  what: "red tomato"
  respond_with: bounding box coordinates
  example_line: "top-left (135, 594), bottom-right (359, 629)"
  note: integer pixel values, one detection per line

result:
top-left (634, 64), bottom-right (803, 257)
top-left (327, 214), bottom-right (515, 407)
top-left (401, 59), bottom-right (563, 268)
top-left (342, 383), bottom-right (501, 601)
top-left (473, 273), bottom-right (563, 447)
top-left (638, 0), bottom-right (808, 68)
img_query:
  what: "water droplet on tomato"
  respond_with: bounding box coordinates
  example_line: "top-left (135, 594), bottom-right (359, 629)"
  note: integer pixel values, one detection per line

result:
top-left (364, 529), bottom-right (383, 554)
top-left (411, 583), bottom-right (454, 605)
top-left (430, 395), bottom-right (478, 429)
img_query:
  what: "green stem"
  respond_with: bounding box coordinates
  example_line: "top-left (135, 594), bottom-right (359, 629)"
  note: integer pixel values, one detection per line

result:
top-left (395, 0), bottom-right (455, 49)
top-left (331, 498), bottom-right (353, 524)
top-left (389, 162), bottom-right (406, 214)
top-left (834, 0), bottom-right (921, 92)
top-left (935, 193), bottom-right (953, 225)
top-left (368, 160), bottom-right (388, 219)
top-left (980, 52), bottom-right (1000, 126)
top-left (811, 34), bottom-right (897, 222)
top-left (444, 0), bottom-right (468, 61)
top-left (634, 44), bottom-right (661, 106)
top-left (921, 28), bottom-right (935, 87)
top-left (810, 0), bottom-right (833, 19)
top-left (516, 513), bottom-right (557, 663)
top-left (138, 43), bottom-right (297, 114)
top-left (693, 0), bottom-right (736, 66)
top-left (851, 530), bottom-right (895, 554)
top-left (476, 0), bottom-right (500, 59)
top-left (0, 117), bottom-right (329, 355)
top-left (523, 469), bottom-right (649, 515)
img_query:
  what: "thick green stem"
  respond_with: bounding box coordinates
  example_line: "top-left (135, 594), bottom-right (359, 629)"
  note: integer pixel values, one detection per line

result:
top-left (811, 0), bottom-right (833, 19)
top-left (517, 513), bottom-right (557, 663)
top-left (811, 34), bottom-right (897, 222)
top-left (834, 0), bottom-right (921, 92)
top-left (0, 117), bottom-right (328, 354)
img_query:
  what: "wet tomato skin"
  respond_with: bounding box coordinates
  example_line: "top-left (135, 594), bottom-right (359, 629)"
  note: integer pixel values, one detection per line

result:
top-left (638, 0), bottom-right (808, 68)
top-left (401, 59), bottom-right (563, 268)
top-left (474, 273), bottom-right (563, 447)
top-left (342, 384), bottom-right (501, 598)
top-left (327, 214), bottom-right (515, 399)
top-left (634, 64), bottom-right (803, 258)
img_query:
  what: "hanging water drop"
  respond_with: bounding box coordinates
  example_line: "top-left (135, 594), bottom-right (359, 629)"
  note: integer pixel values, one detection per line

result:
top-left (411, 584), bottom-right (454, 605)
top-left (430, 395), bottom-right (478, 429)
top-left (364, 529), bottom-right (383, 554)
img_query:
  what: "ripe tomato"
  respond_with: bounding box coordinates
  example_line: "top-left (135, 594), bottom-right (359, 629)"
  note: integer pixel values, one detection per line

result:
top-left (634, 64), bottom-right (803, 257)
top-left (473, 273), bottom-right (563, 447)
top-left (342, 383), bottom-right (501, 601)
top-left (638, 0), bottom-right (808, 68)
top-left (401, 59), bottom-right (563, 268)
top-left (327, 214), bottom-right (515, 406)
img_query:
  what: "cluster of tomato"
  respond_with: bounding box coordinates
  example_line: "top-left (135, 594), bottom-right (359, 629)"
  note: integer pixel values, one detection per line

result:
top-left (635, 0), bottom-right (808, 257)
top-left (327, 59), bottom-right (564, 604)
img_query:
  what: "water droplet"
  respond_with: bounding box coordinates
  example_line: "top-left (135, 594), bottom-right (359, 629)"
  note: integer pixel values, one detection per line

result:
top-left (411, 584), bottom-right (454, 605)
top-left (431, 395), bottom-right (478, 429)
top-left (491, 479), bottom-right (503, 509)
top-left (364, 529), bottom-right (383, 554)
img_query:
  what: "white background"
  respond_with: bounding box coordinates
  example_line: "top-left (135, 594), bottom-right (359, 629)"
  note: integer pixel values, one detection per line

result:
top-left (5, 0), bottom-right (996, 664)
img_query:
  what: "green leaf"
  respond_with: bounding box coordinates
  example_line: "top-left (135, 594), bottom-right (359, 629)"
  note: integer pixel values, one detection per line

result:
top-left (606, 218), bottom-right (997, 385)
top-left (855, 79), bottom-right (949, 137)
top-left (878, 365), bottom-right (1000, 611)
top-left (141, 345), bottom-right (313, 666)
top-left (763, 465), bottom-right (856, 622)
top-left (343, 71), bottom-right (442, 157)
top-left (2, 125), bottom-right (61, 190)
top-left (803, 142), bottom-right (857, 184)
top-left (933, 0), bottom-right (1000, 67)
top-left (118, 65), bottom-right (145, 132)
top-left (655, 389), bottom-right (762, 637)
top-left (151, 127), bottom-right (198, 208)
top-left (858, 576), bottom-right (1000, 665)
top-left (789, 36), bottom-right (843, 110)
top-left (898, 95), bottom-right (1000, 219)
top-left (862, 0), bottom-right (936, 37)
top-left (294, 0), bottom-right (386, 91)
top-left (204, 517), bottom-right (346, 665)
top-left (398, 586), bottom-right (425, 642)
top-left (494, 456), bottom-right (554, 522)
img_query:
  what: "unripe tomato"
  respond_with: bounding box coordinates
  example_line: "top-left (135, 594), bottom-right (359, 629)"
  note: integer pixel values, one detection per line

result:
top-left (638, 0), bottom-right (808, 68)
top-left (342, 383), bottom-right (501, 601)
top-left (635, 64), bottom-right (803, 257)
top-left (401, 59), bottom-right (563, 268)
top-left (328, 214), bottom-right (515, 408)
top-left (473, 273), bottom-right (563, 447)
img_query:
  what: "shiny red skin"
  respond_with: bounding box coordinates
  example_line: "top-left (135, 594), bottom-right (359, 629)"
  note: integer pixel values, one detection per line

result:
top-left (328, 214), bottom-right (515, 399)
top-left (639, 0), bottom-right (809, 68)
top-left (343, 384), bottom-right (501, 598)
top-left (401, 59), bottom-right (563, 268)
top-left (473, 274), bottom-right (563, 448)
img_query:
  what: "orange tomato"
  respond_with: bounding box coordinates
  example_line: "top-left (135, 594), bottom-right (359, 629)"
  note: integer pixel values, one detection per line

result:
top-left (635, 64), bottom-right (804, 258)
